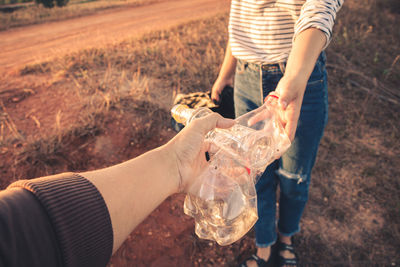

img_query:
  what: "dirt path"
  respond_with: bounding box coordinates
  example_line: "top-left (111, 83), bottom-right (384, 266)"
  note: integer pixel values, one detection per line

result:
top-left (0, 0), bottom-right (230, 74)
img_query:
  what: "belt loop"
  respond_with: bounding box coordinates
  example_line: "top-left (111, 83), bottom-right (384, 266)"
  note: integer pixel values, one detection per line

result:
top-left (279, 62), bottom-right (286, 74)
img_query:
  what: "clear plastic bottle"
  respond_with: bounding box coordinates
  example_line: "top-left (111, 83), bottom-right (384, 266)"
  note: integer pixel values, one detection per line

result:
top-left (183, 150), bottom-right (258, 246)
top-left (171, 95), bottom-right (291, 245)
top-left (171, 104), bottom-right (279, 171)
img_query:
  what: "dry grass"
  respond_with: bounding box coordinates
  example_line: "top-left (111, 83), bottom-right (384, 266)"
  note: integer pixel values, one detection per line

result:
top-left (0, 15), bottom-right (228, 182)
top-left (0, 0), bottom-right (399, 265)
top-left (0, 0), bottom-right (164, 31)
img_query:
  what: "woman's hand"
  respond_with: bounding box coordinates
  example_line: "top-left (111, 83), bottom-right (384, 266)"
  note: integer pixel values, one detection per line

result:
top-left (211, 76), bottom-right (233, 104)
top-left (166, 113), bottom-right (235, 192)
top-left (272, 28), bottom-right (326, 140)
top-left (274, 75), bottom-right (307, 141)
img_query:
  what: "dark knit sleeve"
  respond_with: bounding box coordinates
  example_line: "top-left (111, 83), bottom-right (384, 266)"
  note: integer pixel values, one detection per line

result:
top-left (0, 187), bottom-right (62, 267)
top-left (8, 172), bottom-right (113, 267)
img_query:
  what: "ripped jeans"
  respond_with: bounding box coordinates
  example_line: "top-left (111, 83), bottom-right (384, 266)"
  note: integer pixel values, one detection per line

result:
top-left (234, 52), bottom-right (328, 247)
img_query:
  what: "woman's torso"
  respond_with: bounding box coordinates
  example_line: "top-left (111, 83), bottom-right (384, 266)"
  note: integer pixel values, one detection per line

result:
top-left (229, 0), bottom-right (306, 64)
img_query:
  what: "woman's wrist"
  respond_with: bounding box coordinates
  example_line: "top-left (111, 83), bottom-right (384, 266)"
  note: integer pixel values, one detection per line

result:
top-left (216, 73), bottom-right (234, 86)
top-left (280, 73), bottom-right (307, 96)
top-left (283, 68), bottom-right (308, 85)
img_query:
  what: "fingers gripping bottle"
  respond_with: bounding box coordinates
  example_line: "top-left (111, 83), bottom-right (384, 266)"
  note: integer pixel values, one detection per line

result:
top-left (171, 104), bottom-right (275, 172)
top-left (171, 105), bottom-right (259, 245)
top-left (171, 94), bottom-right (291, 179)
top-left (170, 95), bottom-right (291, 246)
top-left (234, 94), bottom-right (291, 179)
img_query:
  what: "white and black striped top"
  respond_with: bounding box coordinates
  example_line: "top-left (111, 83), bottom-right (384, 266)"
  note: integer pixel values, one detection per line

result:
top-left (228, 0), bottom-right (344, 64)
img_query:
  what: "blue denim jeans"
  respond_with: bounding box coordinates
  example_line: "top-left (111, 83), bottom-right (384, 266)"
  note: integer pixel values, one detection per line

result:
top-left (234, 52), bottom-right (328, 247)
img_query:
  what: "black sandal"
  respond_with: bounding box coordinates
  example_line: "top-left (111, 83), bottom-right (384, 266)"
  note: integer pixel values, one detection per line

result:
top-left (239, 254), bottom-right (273, 267)
top-left (277, 242), bottom-right (298, 266)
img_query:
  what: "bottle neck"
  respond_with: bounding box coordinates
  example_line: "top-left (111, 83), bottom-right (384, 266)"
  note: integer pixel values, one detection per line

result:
top-left (171, 104), bottom-right (195, 125)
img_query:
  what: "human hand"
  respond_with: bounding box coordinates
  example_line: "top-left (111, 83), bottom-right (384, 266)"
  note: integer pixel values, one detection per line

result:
top-left (211, 77), bottom-right (233, 104)
top-left (166, 113), bottom-right (235, 192)
top-left (273, 75), bottom-right (307, 141)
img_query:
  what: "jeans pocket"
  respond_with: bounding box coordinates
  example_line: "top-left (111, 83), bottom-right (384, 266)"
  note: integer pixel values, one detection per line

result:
top-left (236, 59), bottom-right (247, 75)
top-left (307, 77), bottom-right (324, 87)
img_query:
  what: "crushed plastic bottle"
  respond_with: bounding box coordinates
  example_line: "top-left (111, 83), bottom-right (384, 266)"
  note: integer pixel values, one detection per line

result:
top-left (234, 94), bottom-right (291, 179)
top-left (184, 150), bottom-right (258, 246)
top-left (170, 92), bottom-right (291, 245)
top-left (171, 94), bottom-right (291, 177)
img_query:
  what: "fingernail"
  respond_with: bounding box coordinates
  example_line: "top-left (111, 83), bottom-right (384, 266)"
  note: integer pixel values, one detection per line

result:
top-left (280, 100), bottom-right (288, 109)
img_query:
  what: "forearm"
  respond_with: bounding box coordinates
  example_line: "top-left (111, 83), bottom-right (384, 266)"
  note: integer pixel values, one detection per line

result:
top-left (284, 28), bottom-right (326, 89)
top-left (217, 40), bottom-right (237, 82)
top-left (1, 113), bottom-right (232, 266)
top-left (81, 144), bottom-right (178, 254)
top-left (275, 28), bottom-right (327, 140)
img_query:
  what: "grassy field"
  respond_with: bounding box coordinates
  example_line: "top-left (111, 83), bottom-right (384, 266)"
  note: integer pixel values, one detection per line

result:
top-left (0, 0), bottom-right (399, 265)
top-left (0, 0), bottom-right (164, 31)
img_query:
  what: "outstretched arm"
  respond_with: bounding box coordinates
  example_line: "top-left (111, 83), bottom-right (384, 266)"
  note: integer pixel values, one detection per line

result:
top-left (275, 0), bottom-right (344, 140)
top-left (1, 113), bottom-right (234, 267)
top-left (80, 113), bottom-right (234, 253)
top-left (275, 28), bottom-right (326, 140)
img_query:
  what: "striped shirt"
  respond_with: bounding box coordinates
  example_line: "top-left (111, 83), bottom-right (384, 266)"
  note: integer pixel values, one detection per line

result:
top-left (228, 0), bottom-right (344, 64)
